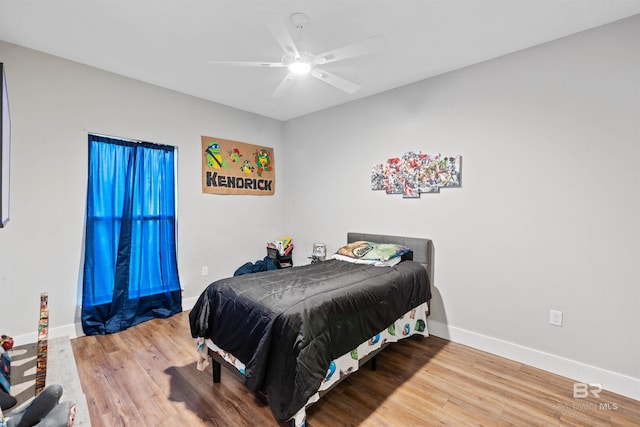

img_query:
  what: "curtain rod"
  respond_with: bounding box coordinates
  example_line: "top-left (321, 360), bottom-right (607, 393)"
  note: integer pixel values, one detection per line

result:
top-left (86, 131), bottom-right (177, 151)
top-left (86, 131), bottom-right (151, 145)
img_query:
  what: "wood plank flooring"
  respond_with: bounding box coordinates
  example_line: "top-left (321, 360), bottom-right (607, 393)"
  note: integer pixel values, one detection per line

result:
top-left (71, 311), bottom-right (639, 426)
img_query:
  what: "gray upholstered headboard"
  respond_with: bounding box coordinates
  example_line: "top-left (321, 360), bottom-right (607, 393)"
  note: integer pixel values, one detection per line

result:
top-left (347, 232), bottom-right (434, 287)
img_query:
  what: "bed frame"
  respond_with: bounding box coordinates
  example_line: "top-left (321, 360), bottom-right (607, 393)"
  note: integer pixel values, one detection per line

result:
top-left (347, 232), bottom-right (434, 283)
top-left (206, 232), bottom-right (434, 426)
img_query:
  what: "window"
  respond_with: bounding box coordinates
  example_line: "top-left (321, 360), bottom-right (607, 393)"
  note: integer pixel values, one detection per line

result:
top-left (82, 134), bottom-right (181, 335)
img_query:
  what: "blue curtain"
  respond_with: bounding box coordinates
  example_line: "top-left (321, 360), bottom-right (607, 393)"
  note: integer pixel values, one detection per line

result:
top-left (82, 134), bottom-right (182, 335)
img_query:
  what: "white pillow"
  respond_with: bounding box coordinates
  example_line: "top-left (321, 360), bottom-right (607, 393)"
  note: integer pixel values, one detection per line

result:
top-left (330, 253), bottom-right (403, 267)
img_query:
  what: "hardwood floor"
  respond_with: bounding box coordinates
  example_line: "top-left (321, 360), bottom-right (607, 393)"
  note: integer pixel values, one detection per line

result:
top-left (71, 311), bottom-right (639, 426)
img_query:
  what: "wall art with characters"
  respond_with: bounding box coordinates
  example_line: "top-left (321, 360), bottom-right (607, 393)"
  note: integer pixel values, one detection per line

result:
top-left (202, 135), bottom-right (275, 196)
top-left (371, 151), bottom-right (461, 198)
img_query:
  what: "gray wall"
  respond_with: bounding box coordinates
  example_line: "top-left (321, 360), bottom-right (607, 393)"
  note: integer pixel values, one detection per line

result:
top-left (1, 15), bottom-right (638, 398)
top-left (0, 40), bottom-right (286, 339)
top-left (282, 15), bottom-right (639, 395)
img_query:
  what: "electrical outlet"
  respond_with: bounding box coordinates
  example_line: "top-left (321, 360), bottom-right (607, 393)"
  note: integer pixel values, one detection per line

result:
top-left (549, 309), bottom-right (563, 327)
top-left (201, 266), bottom-right (208, 276)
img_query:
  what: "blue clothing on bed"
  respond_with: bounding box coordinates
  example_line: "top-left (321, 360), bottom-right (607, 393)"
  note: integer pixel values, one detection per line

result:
top-left (233, 256), bottom-right (277, 276)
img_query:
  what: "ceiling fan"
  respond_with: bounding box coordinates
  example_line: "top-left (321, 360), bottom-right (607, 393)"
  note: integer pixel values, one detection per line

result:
top-left (208, 10), bottom-right (386, 97)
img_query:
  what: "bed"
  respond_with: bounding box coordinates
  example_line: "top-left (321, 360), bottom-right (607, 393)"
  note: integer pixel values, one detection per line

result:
top-left (189, 232), bottom-right (433, 426)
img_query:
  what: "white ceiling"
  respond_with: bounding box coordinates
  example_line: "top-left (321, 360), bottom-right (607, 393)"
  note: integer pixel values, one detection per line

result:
top-left (0, 1), bottom-right (638, 121)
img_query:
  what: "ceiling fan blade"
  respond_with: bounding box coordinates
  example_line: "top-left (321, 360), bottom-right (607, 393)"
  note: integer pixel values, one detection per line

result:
top-left (258, 9), bottom-right (300, 58)
top-left (208, 61), bottom-right (285, 68)
top-left (311, 69), bottom-right (361, 94)
top-left (272, 73), bottom-right (296, 98)
top-left (313, 35), bottom-right (386, 65)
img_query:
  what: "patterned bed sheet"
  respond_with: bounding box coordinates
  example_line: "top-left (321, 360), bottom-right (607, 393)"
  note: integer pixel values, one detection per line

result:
top-left (196, 301), bottom-right (430, 426)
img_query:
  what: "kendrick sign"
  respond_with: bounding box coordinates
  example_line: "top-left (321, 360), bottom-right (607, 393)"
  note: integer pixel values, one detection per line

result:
top-left (201, 136), bottom-right (275, 196)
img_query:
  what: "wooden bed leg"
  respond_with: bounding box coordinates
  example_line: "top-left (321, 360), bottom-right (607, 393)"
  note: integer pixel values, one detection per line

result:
top-left (371, 355), bottom-right (377, 371)
top-left (212, 359), bottom-right (221, 383)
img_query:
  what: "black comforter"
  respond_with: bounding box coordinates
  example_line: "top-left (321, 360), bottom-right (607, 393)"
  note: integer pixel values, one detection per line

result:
top-left (189, 259), bottom-right (431, 422)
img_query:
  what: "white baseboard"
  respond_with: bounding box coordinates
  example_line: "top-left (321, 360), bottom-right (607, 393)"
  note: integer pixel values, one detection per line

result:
top-left (13, 298), bottom-right (202, 345)
top-left (181, 297), bottom-right (640, 400)
top-left (15, 302), bottom-right (636, 401)
top-left (427, 319), bottom-right (640, 401)
top-left (13, 297), bottom-right (202, 345)
top-left (13, 322), bottom-right (83, 346)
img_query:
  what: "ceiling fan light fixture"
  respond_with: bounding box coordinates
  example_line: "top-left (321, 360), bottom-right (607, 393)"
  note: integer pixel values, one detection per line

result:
top-left (208, 10), bottom-right (383, 98)
top-left (288, 61), bottom-right (311, 75)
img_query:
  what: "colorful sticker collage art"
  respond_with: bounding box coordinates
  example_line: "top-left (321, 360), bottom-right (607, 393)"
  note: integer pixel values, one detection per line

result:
top-left (371, 151), bottom-right (461, 198)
